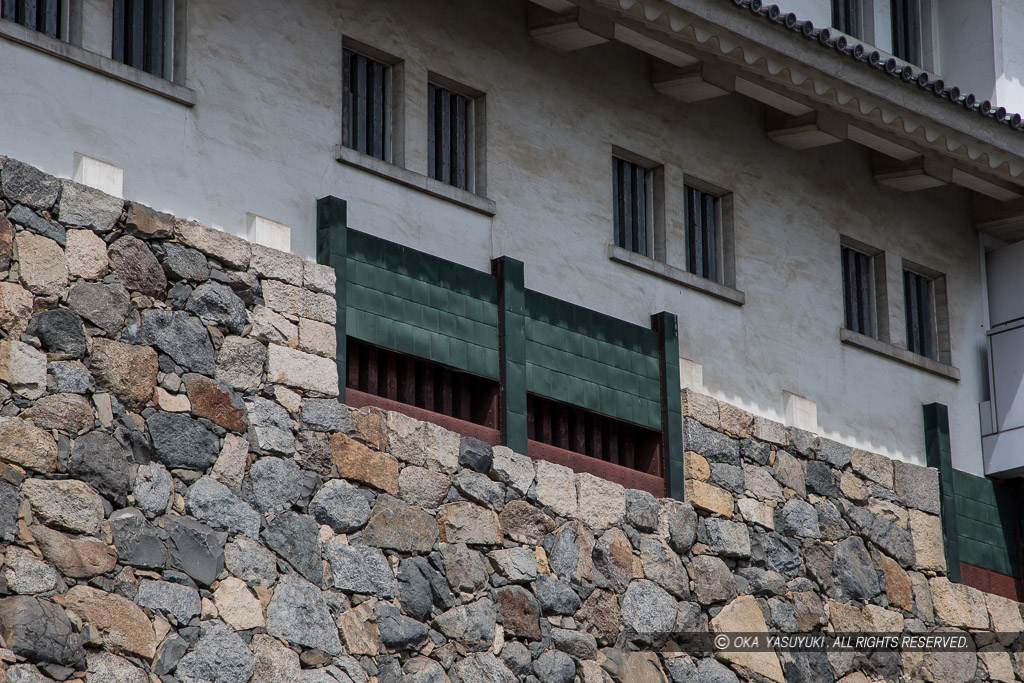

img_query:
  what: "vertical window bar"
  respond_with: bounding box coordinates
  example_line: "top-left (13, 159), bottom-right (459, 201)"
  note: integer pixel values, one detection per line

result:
top-left (342, 50), bottom-right (353, 150)
top-left (371, 60), bottom-right (385, 161)
top-left (842, 248), bottom-right (856, 332)
top-left (453, 94), bottom-right (467, 190)
top-left (703, 192), bottom-right (716, 282)
top-left (613, 160), bottom-right (622, 249)
top-left (692, 189), bottom-right (703, 277)
top-left (634, 164), bottom-right (646, 256)
top-left (919, 275), bottom-right (933, 359)
top-left (22, 0), bottom-right (37, 30)
top-left (112, 0), bottom-right (126, 63)
top-left (621, 160), bottom-right (633, 253)
top-left (382, 65), bottom-right (391, 162)
top-left (427, 83), bottom-right (436, 177)
top-left (40, 0), bottom-right (58, 38)
top-left (146, 0), bottom-right (164, 77)
top-left (127, 0), bottom-right (145, 69)
top-left (0, 0), bottom-right (13, 21)
top-left (438, 88), bottom-right (451, 185)
top-left (856, 253), bottom-right (871, 336)
top-left (355, 54), bottom-right (367, 154)
top-left (905, 271), bottom-right (920, 354)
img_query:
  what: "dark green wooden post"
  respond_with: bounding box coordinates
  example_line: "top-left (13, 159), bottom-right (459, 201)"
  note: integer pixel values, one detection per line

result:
top-left (654, 312), bottom-right (684, 501)
top-left (924, 402), bottom-right (960, 582)
top-left (316, 196), bottom-right (348, 403)
top-left (494, 257), bottom-right (527, 454)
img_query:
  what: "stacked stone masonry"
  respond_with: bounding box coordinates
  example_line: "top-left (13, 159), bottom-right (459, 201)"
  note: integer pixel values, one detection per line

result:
top-left (0, 155), bottom-right (1020, 682)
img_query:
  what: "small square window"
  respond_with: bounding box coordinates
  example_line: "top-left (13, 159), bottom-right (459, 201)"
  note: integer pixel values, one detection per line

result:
top-left (683, 185), bottom-right (722, 282)
top-left (343, 48), bottom-right (392, 162)
top-left (612, 155), bottom-right (655, 258)
top-left (428, 82), bottom-right (477, 192)
top-left (112, 0), bottom-right (171, 78)
top-left (1, 0), bottom-right (68, 39)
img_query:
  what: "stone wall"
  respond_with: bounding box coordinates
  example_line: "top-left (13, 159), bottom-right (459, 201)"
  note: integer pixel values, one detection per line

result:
top-left (0, 155), bottom-right (1020, 683)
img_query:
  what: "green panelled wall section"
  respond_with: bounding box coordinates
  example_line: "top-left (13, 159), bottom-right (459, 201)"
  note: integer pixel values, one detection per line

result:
top-left (345, 228), bottom-right (500, 381)
top-left (316, 196), bottom-right (684, 497)
top-left (524, 290), bottom-right (663, 431)
top-left (952, 471), bottom-right (1020, 578)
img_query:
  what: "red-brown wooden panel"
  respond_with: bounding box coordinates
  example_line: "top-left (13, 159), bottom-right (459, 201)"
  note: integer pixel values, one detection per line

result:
top-left (960, 562), bottom-right (1024, 602)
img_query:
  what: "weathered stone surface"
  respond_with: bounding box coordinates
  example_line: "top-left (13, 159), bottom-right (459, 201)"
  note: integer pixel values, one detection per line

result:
top-left (699, 518), bottom-right (751, 559)
top-left (162, 242), bottom-right (210, 282)
top-left (262, 279), bottom-right (335, 324)
top-left (490, 547), bottom-right (538, 583)
top-left (175, 219), bottom-right (251, 269)
top-left (242, 456), bottom-right (316, 513)
top-left (22, 478), bottom-right (104, 534)
top-left (360, 495), bottom-right (438, 552)
top-left (26, 309), bottom-right (86, 358)
top-left (534, 650), bottom-right (576, 683)
top-left (86, 652), bottom-right (149, 683)
top-left (805, 460), bottom-right (839, 498)
top-left (387, 412), bottom-right (460, 472)
top-left (16, 232), bottom-right (67, 296)
top-left (877, 553), bottom-right (912, 611)
top-left (148, 412), bottom-right (220, 470)
top-left (685, 417), bottom-right (740, 464)
top-left (0, 281), bottom-right (33, 337)
top-left (779, 498), bottom-right (821, 539)
top-left (398, 465), bottom-right (451, 508)
top-left (213, 577), bottom-right (265, 630)
top-left (67, 430), bottom-right (131, 505)
top-left (458, 436), bottom-right (493, 474)
top-left (301, 398), bottom-right (351, 432)
top-left (535, 460), bottom-right (577, 518)
top-left (0, 596), bottom-right (85, 669)
top-left (10, 204), bottom-right (66, 245)
top-left (3, 547), bottom-right (60, 594)
top-left (451, 653), bottom-right (517, 683)
top-left (66, 283), bottom-right (129, 338)
top-left (684, 479), bottom-right (733, 517)
top-left (738, 497), bottom-right (775, 530)
top-left (247, 242), bottom-right (301, 283)
top-left (90, 339), bottom-right (158, 410)
top-left (261, 511), bottom-right (321, 584)
top-left (625, 489), bottom-right (660, 532)
top-left (65, 585), bottom-right (156, 659)
top-left (434, 598), bottom-right (496, 651)
top-left (125, 202), bottom-right (173, 239)
top-left (833, 536), bottom-right (881, 601)
top-left (309, 479), bottom-right (370, 532)
top-left (296, 430), bottom-right (332, 476)
top-left (297, 317), bottom-right (336, 358)
top-left (439, 542), bottom-right (489, 593)
top-left (551, 627), bottom-right (597, 660)
top-left (249, 305), bottom-right (297, 345)
top-left (324, 539), bottom-right (394, 596)
top-left (771, 450), bottom-right (806, 497)
top-left (840, 501), bottom-right (915, 568)
top-left (1, 160), bottom-right (59, 209)
top-left (549, 520), bottom-right (594, 582)
top-left (929, 577), bottom-right (989, 629)
top-left (851, 448), bottom-right (894, 489)
top-left (57, 180), bottom-right (122, 230)
top-left (176, 620), bottom-right (255, 683)
top-left (759, 532), bottom-right (803, 578)
top-left (375, 600), bottom-right (429, 651)
top-left (107, 235), bottom-right (167, 298)
top-left (592, 527), bottom-right (635, 591)
top-left (500, 499), bottom-right (556, 545)
top-left (134, 462), bottom-right (173, 516)
top-left (0, 339), bottom-right (46, 399)
top-left (185, 375), bottom-right (248, 432)
top-left (111, 508), bottom-right (168, 568)
top-left (894, 460), bottom-right (940, 514)
top-left (576, 472), bottom-right (626, 529)
top-left (267, 343), bottom-right (339, 396)
top-left (330, 433), bottom-right (399, 494)
top-left (216, 335), bottom-right (267, 390)
top-left (621, 579), bottom-right (677, 634)
top-left (639, 535), bottom-right (688, 598)
top-left (266, 574), bottom-right (342, 654)
top-left (186, 475), bottom-right (261, 538)
top-left (244, 397), bottom-right (295, 455)
top-left (692, 554), bottom-right (738, 605)
top-left (536, 573), bottom-right (583, 616)
top-left (0, 213), bottom-right (9, 270)
top-left (135, 579), bottom-right (202, 623)
top-left (224, 536), bottom-right (278, 586)
top-left (379, 567), bottom-right (441, 635)
top-left (337, 600), bottom-right (380, 656)
top-left (711, 595), bottom-right (785, 683)
top-left (454, 470), bottom-right (505, 510)
top-left (164, 515), bottom-right (227, 586)
top-left (186, 282), bottom-right (247, 334)
top-left (65, 231), bottom-right (110, 281)
top-left (0, 416), bottom-right (58, 473)
top-left (140, 310), bottom-right (216, 374)
top-left (0, 479), bottom-right (15, 542)
top-left (661, 499), bottom-right (698, 554)
top-left (48, 359), bottom-right (92, 394)
top-left (249, 633), bottom-right (302, 683)
top-left (211, 433), bottom-right (250, 490)
top-left (490, 445), bottom-right (535, 495)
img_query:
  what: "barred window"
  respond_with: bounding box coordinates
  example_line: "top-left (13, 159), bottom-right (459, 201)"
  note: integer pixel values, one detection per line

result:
top-left (112, 0), bottom-right (168, 78)
top-left (1, 0), bottom-right (67, 40)
top-left (613, 156), bottom-right (653, 258)
top-left (904, 269), bottom-right (935, 359)
top-left (684, 185), bottom-right (721, 282)
top-left (428, 83), bottom-right (474, 191)
top-left (343, 48), bottom-right (391, 162)
top-left (842, 246), bottom-right (877, 338)
top-left (831, 0), bottom-right (860, 38)
top-left (891, 0), bottom-right (920, 64)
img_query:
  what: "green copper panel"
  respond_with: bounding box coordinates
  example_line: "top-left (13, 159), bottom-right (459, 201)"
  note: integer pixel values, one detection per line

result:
top-left (655, 312), bottom-right (684, 501)
top-left (316, 196), bottom-right (348, 402)
top-left (494, 257), bottom-right (527, 454)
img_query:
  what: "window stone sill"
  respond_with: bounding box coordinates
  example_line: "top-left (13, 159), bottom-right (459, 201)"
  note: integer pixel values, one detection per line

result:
top-left (839, 328), bottom-right (960, 381)
top-left (607, 245), bottom-right (745, 306)
top-left (335, 146), bottom-right (496, 217)
top-left (0, 19), bottom-right (196, 106)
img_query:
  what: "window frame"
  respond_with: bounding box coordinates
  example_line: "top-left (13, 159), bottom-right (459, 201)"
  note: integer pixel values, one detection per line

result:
top-left (111, 0), bottom-right (177, 80)
top-left (0, 0), bottom-right (69, 41)
top-left (611, 147), bottom-right (663, 261)
top-left (840, 236), bottom-right (889, 343)
top-left (427, 73), bottom-right (485, 196)
top-left (342, 43), bottom-right (396, 164)
top-left (682, 180), bottom-right (726, 284)
top-left (902, 258), bottom-right (949, 364)
top-left (890, 0), bottom-right (920, 65)
top-left (831, 0), bottom-right (861, 38)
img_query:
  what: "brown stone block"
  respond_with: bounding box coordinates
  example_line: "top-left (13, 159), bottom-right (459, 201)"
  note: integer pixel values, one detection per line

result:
top-left (91, 339), bottom-right (158, 411)
top-left (329, 433), bottom-right (399, 495)
top-left (185, 375), bottom-right (248, 432)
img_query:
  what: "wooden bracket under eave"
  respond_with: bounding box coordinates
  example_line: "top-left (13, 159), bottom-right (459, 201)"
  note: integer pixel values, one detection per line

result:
top-left (765, 109), bottom-right (843, 150)
top-left (651, 60), bottom-right (732, 104)
top-left (872, 152), bottom-right (951, 192)
top-left (974, 195), bottom-right (1024, 242)
top-left (528, 3), bottom-right (613, 51)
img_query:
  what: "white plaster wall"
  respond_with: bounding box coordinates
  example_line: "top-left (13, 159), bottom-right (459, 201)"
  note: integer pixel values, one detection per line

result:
top-left (935, 0), bottom-right (995, 98)
top-left (0, 0), bottom-right (991, 474)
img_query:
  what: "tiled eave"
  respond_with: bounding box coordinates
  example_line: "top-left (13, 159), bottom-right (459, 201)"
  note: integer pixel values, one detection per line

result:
top-left (555, 0), bottom-right (1024, 197)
